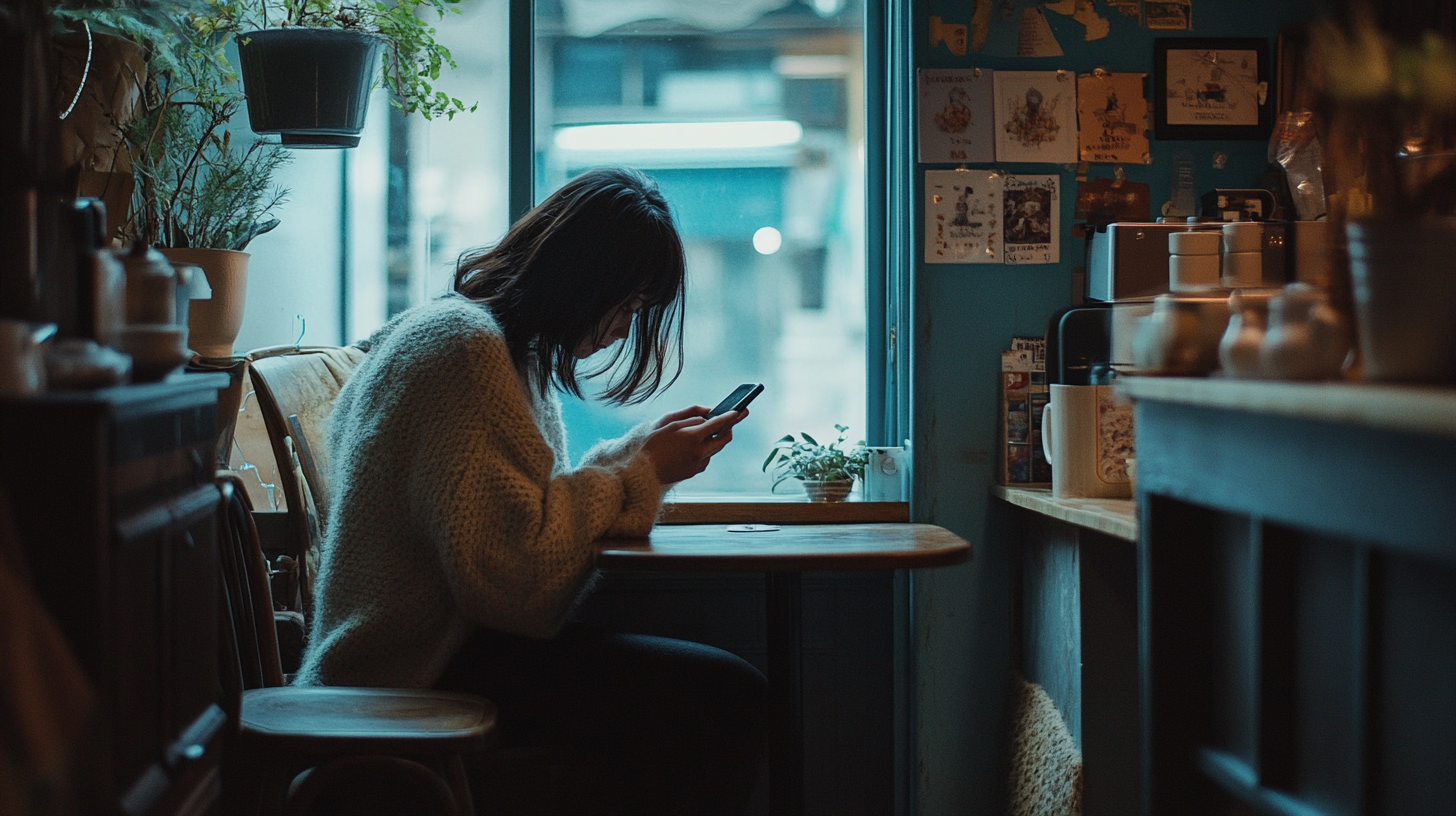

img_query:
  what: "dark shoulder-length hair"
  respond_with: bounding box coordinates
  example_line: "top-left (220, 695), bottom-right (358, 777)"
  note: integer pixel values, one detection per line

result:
top-left (453, 167), bottom-right (686, 405)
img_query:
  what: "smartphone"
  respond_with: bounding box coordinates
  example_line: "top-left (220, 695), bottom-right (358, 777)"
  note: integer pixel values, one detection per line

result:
top-left (707, 383), bottom-right (764, 418)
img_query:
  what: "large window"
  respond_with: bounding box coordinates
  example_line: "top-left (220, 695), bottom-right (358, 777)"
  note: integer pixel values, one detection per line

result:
top-left (537, 0), bottom-right (867, 497)
top-left (240, 0), bottom-right (867, 498)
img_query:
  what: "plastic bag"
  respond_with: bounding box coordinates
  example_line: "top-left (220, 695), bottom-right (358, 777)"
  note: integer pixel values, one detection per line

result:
top-left (1269, 110), bottom-right (1328, 221)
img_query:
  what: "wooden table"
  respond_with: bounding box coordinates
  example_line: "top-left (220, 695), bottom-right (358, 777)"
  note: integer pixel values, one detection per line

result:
top-left (597, 523), bottom-right (971, 816)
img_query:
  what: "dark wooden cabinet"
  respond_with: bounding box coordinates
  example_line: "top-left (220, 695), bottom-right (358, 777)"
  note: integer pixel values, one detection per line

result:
top-left (1128, 378), bottom-right (1456, 816)
top-left (0, 376), bottom-right (229, 815)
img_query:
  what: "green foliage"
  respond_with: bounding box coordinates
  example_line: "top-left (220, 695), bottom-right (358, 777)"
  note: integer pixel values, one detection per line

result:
top-left (761, 424), bottom-right (869, 491)
top-left (193, 0), bottom-right (475, 120)
top-left (54, 1), bottom-right (291, 249)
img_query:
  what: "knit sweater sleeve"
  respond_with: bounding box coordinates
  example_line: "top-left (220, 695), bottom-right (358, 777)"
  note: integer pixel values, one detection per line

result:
top-left (395, 316), bottom-right (662, 638)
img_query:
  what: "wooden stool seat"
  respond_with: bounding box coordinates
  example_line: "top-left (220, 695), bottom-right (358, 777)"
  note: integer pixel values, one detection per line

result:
top-left (240, 687), bottom-right (496, 749)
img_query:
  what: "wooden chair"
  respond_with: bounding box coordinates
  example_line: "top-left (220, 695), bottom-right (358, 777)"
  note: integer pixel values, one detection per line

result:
top-left (216, 473), bottom-right (497, 816)
top-left (245, 344), bottom-right (367, 619)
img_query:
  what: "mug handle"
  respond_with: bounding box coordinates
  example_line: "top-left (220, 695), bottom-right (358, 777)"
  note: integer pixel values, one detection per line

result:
top-left (1041, 398), bottom-right (1055, 463)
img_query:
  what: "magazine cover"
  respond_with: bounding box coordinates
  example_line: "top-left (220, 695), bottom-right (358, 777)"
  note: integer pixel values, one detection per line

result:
top-left (917, 68), bottom-right (995, 163)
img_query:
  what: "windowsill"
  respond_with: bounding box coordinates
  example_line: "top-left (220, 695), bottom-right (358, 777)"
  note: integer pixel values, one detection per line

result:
top-left (660, 499), bottom-right (910, 525)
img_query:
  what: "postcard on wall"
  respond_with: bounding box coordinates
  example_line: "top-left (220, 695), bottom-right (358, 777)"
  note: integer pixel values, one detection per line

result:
top-left (1077, 72), bottom-right (1151, 164)
top-left (1002, 174), bottom-right (1060, 265)
top-left (993, 70), bottom-right (1078, 164)
top-left (925, 169), bottom-right (1003, 264)
top-left (917, 69), bottom-right (995, 163)
top-left (1144, 0), bottom-right (1191, 30)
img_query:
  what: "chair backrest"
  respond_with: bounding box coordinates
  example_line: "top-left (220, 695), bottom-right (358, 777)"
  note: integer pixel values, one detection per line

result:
top-left (247, 345), bottom-right (367, 525)
top-left (216, 473), bottom-right (285, 708)
top-left (246, 345), bottom-right (366, 617)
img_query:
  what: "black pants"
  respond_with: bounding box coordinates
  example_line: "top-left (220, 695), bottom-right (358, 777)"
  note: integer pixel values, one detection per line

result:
top-left (434, 624), bottom-right (767, 815)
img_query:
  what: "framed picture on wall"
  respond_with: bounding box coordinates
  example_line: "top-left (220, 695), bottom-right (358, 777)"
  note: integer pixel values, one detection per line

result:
top-left (1153, 38), bottom-right (1271, 140)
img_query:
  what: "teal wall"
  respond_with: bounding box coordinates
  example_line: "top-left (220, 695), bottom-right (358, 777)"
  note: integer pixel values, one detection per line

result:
top-left (905, 2), bottom-right (1329, 813)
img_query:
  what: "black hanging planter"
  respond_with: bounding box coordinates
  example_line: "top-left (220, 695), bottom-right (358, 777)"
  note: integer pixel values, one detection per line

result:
top-left (236, 29), bottom-right (384, 149)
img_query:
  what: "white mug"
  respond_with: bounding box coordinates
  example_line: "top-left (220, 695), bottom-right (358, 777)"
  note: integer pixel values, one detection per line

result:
top-left (1041, 384), bottom-right (1134, 500)
top-left (864, 446), bottom-right (906, 502)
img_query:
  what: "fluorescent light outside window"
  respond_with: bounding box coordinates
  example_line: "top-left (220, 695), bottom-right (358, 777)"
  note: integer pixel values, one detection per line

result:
top-left (554, 120), bottom-right (804, 152)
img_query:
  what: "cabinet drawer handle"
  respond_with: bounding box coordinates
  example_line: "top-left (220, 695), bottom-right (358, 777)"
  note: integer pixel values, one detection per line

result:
top-left (181, 531), bottom-right (196, 550)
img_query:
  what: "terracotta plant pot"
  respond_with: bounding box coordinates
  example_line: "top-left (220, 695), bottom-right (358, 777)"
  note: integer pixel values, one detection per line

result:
top-left (1347, 219), bottom-right (1456, 384)
top-left (802, 479), bottom-right (853, 503)
top-left (162, 248), bottom-right (249, 359)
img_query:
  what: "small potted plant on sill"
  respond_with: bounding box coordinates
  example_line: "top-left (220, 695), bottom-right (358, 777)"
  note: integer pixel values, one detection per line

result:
top-left (193, 0), bottom-right (475, 148)
top-left (762, 424), bottom-right (869, 503)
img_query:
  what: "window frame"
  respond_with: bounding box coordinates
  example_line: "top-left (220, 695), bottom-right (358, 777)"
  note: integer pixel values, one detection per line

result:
top-left (506, 0), bottom-right (910, 498)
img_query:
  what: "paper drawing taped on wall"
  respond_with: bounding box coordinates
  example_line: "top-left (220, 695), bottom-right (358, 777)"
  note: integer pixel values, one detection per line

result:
top-left (993, 71), bottom-right (1077, 163)
top-left (925, 169), bottom-right (1002, 264)
top-left (1002, 174), bottom-right (1060, 265)
top-left (1077, 71), bottom-right (1150, 164)
top-left (918, 69), bottom-right (995, 163)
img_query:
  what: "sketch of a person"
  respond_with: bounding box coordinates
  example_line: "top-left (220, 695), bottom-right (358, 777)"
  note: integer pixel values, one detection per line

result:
top-left (1006, 86), bottom-right (1060, 148)
top-left (935, 87), bottom-right (973, 134)
top-left (951, 187), bottom-right (972, 226)
top-left (1094, 87), bottom-right (1137, 134)
top-left (1008, 197), bottom-right (1051, 244)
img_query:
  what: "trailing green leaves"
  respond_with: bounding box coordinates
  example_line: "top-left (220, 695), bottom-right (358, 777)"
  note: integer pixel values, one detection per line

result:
top-left (195, 0), bottom-right (475, 120)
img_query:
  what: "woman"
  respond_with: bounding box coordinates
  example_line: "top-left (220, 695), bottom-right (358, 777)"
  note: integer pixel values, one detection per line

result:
top-left (297, 167), bottom-right (765, 813)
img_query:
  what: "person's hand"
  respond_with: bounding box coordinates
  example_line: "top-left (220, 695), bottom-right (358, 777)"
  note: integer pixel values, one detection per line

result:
top-left (653, 405), bottom-right (709, 430)
top-left (640, 410), bottom-right (747, 484)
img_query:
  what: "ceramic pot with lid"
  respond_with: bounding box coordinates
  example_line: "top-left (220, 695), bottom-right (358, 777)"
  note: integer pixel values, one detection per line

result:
top-left (1259, 283), bottom-right (1349, 380)
top-left (1218, 289), bottom-right (1278, 378)
top-left (116, 242), bottom-right (177, 325)
top-left (1131, 293), bottom-right (1232, 376)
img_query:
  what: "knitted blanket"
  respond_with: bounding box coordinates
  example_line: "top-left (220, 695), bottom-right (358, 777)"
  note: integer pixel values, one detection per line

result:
top-left (295, 296), bottom-right (663, 688)
top-left (1007, 673), bottom-right (1083, 816)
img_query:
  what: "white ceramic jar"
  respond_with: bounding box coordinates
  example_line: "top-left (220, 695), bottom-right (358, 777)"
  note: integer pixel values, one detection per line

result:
top-left (1218, 289), bottom-right (1277, 378)
top-left (1259, 283), bottom-right (1350, 380)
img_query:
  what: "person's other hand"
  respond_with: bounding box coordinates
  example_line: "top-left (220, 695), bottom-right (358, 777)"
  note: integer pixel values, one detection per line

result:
top-left (653, 405), bottom-right (709, 430)
top-left (640, 410), bottom-right (747, 484)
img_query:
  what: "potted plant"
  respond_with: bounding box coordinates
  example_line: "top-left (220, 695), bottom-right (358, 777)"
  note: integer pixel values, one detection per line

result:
top-left (1310, 9), bottom-right (1456, 383)
top-left (762, 424), bottom-right (869, 503)
top-left (193, 0), bottom-right (474, 148)
top-left (55, 1), bottom-right (291, 358)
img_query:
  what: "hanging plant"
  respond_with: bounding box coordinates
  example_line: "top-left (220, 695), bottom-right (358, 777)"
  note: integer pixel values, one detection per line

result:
top-left (193, 0), bottom-right (475, 146)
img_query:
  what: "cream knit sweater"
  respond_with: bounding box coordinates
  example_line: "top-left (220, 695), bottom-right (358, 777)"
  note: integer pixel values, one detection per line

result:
top-left (295, 295), bottom-right (663, 688)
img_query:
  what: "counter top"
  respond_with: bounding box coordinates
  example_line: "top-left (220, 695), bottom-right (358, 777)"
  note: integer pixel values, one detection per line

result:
top-left (992, 486), bottom-right (1138, 542)
top-left (1119, 377), bottom-right (1456, 440)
